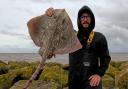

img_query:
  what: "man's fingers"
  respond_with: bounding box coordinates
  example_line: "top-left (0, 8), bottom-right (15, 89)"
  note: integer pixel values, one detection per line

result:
top-left (89, 76), bottom-right (93, 80)
top-left (89, 76), bottom-right (100, 87)
top-left (96, 80), bottom-right (100, 86)
top-left (92, 78), bottom-right (97, 86)
top-left (48, 7), bottom-right (54, 11)
top-left (45, 7), bottom-right (55, 17)
top-left (46, 7), bottom-right (53, 13)
top-left (90, 78), bottom-right (96, 86)
top-left (46, 10), bottom-right (52, 16)
top-left (47, 52), bottom-right (56, 59)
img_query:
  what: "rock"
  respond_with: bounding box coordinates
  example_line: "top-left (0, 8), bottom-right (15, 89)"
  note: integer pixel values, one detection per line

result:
top-left (10, 80), bottom-right (61, 89)
top-left (102, 74), bottom-right (115, 89)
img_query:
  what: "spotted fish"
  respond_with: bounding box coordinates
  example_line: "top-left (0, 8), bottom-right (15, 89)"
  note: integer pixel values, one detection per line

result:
top-left (23, 9), bottom-right (82, 89)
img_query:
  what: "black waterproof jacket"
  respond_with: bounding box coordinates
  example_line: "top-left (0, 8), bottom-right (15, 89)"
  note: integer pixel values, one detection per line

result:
top-left (68, 5), bottom-right (111, 89)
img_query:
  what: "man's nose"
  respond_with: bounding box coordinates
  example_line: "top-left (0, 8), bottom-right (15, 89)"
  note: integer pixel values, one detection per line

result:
top-left (84, 17), bottom-right (88, 21)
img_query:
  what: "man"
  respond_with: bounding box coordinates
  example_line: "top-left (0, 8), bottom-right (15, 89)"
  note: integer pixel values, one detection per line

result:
top-left (69, 5), bottom-right (111, 89)
top-left (46, 5), bottom-right (111, 89)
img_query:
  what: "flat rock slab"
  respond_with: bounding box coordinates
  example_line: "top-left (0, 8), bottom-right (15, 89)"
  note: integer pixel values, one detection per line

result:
top-left (10, 80), bottom-right (61, 89)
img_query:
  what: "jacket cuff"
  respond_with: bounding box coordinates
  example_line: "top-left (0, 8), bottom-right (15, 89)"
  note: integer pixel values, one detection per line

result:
top-left (95, 70), bottom-right (105, 77)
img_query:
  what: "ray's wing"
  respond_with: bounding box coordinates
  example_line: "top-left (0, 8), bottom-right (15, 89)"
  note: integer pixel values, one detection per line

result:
top-left (27, 15), bottom-right (42, 47)
top-left (52, 9), bottom-right (82, 54)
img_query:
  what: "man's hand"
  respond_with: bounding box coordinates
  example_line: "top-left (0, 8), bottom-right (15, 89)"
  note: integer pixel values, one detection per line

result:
top-left (45, 7), bottom-right (55, 17)
top-left (89, 74), bottom-right (101, 87)
top-left (47, 52), bottom-right (56, 59)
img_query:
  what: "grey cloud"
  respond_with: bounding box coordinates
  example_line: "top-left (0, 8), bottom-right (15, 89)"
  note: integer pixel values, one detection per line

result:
top-left (0, 0), bottom-right (128, 53)
top-left (0, 41), bottom-right (38, 53)
top-left (13, 7), bottom-right (34, 16)
top-left (95, 0), bottom-right (128, 29)
top-left (0, 30), bottom-right (30, 40)
top-left (96, 21), bottom-right (128, 52)
top-left (92, 0), bottom-right (128, 52)
top-left (3, 24), bottom-right (19, 30)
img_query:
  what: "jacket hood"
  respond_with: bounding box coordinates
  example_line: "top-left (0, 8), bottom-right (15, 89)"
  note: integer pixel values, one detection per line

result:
top-left (77, 5), bottom-right (95, 40)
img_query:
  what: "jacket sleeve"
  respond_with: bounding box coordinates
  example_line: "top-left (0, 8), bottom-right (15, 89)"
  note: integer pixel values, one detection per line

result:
top-left (96, 35), bottom-right (111, 77)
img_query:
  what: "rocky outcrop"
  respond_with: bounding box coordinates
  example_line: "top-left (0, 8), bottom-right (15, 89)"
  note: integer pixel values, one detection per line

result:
top-left (10, 80), bottom-right (61, 89)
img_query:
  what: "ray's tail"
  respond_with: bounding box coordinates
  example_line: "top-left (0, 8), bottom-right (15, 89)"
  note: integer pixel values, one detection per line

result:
top-left (23, 56), bottom-right (46, 89)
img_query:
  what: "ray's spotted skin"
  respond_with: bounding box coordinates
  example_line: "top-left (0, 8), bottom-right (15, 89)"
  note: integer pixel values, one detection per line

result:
top-left (23, 9), bottom-right (82, 89)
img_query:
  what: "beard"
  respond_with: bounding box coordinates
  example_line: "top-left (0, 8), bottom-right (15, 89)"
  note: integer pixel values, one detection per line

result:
top-left (80, 23), bottom-right (92, 38)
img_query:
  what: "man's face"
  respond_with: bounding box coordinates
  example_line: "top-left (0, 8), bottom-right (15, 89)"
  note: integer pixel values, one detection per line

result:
top-left (80, 13), bottom-right (91, 28)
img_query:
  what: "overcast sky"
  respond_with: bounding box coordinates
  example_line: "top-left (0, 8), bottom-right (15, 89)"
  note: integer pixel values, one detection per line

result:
top-left (0, 0), bottom-right (128, 53)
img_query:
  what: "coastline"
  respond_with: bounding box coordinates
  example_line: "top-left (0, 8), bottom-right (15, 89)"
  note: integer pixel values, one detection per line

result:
top-left (0, 53), bottom-right (128, 64)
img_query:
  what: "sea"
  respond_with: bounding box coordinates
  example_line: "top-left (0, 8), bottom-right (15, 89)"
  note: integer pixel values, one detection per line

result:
top-left (0, 53), bottom-right (128, 64)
